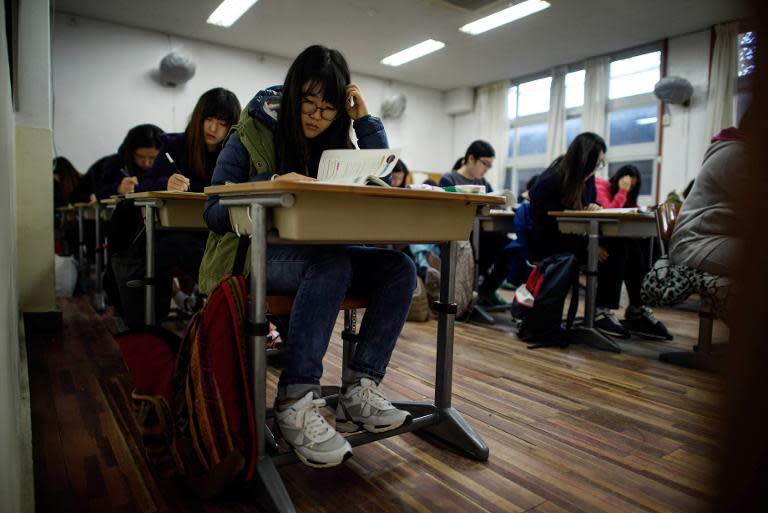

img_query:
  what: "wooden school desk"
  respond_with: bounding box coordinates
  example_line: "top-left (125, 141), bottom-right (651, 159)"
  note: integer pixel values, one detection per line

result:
top-left (470, 208), bottom-right (516, 324)
top-left (125, 191), bottom-right (207, 325)
top-left (549, 210), bottom-right (657, 353)
top-left (205, 180), bottom-right (505, 513)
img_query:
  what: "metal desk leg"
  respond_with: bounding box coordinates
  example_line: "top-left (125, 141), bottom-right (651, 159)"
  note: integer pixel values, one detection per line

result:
top-left (144, 205), bottom-right (156, 326)
top-left (416, 240), bottom-right (489, 461)
top-left (94, 203), bottom-right (106, 312)
top-left (248, 203), bottom-right (295, 513)
top-left (469, 217), bottom-right (495, 325)
top-left (569, 220), bottom-right (621, 352)
top-left (77, 208), bottom-right (89, 291)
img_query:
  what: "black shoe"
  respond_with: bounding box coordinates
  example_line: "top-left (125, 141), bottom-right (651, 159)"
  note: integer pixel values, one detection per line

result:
top-left (477, 292), bottom-right (507, 307)
top-left (623, 305), bottom-right (673, 340)
top-left (594, 309), bottom-right (631, 339)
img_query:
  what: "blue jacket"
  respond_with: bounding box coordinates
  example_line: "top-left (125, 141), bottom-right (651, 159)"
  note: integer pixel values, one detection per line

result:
top-left (204, 86), bottom-right (389, 234)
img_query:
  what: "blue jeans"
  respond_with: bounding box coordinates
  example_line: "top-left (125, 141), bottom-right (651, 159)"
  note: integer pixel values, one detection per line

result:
top-left (267, 245), bottom-right (416, 399)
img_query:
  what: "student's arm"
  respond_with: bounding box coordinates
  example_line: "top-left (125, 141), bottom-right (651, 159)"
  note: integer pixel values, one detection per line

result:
top-left (136, 143), bottom-right (174, 192)
top-left (203, 133), bottom-right (251, 234)
top-left (595, 177), bottom-right (627, 208)
top-left (352, 115), bottom-right (388, 149)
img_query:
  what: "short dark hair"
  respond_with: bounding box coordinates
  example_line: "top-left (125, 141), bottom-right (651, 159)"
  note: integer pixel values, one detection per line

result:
top-left (453, 140), bottom-right (495, 170)
top-left (118, 124), bottom-right (165, 176)
top-left (276, 45), bottom-right (353, 176)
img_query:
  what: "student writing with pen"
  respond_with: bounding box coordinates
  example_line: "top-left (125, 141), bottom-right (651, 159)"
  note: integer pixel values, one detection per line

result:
top-left (70, 124), bottom-right (164, 202)
top-left (137, 88), bottom-right (240, 193)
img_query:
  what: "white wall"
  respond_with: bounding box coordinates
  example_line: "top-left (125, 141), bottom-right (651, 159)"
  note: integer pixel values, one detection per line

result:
top-left (659, 30), bottom-right (712, 197)
top-left (52, 13), bottom-right (454, 176)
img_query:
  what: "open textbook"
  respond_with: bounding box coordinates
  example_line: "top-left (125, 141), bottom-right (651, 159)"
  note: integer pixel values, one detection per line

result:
top-left (317, 148), bottom-right (401, 186)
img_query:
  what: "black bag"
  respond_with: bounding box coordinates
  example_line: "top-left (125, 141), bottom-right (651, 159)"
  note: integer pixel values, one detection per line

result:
top-left (510, 253), bottom-right (579, 348)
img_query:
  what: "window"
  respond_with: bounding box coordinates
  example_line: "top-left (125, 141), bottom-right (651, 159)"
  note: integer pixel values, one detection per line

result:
top-left (565, 69), bottom-right (585, 108)
top-left (506, 76), bottom-right (551, 198)
top-left (503, 49), bottom-right (661, 201)
top-left (517, 77), bottom-right (551, 116)
top-left (609, 51), bottom-right (661, 99)
top-left (565, 117), bottom-right (582, 148)
top-left (518, 122), bottom-right (548, 156)
top-left (738, 31), bottom-right (757, 77)
top-left (608, 105), bottom-right (658, 146)
top-left (608, 160), bottom-right (655, 198)
top-left (507, 85), bottom-right (518, 120)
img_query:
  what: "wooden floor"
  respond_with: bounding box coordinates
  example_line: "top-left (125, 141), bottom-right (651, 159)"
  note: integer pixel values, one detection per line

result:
top-left (29, 294), bottom-right (727, 513)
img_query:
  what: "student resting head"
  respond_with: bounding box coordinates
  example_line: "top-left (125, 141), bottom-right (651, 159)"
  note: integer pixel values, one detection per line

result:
top-left (609, 164), bottom-right (641, 207)
top-left (453, 140), bottom-right (495, 180)
top-left (275, 44), bottom-right (363, 176)
top-left (553, 132), bottom-right (606, 210)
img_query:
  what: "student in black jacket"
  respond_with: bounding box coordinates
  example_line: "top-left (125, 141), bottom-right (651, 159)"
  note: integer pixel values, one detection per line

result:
top-left (70, 124), bottom-right (164, 203)
top-left (529, 132), bottom-right (669, 339)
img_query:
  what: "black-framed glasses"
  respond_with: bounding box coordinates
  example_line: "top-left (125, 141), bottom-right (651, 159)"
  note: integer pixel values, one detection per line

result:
top-left (301, 100), bottom-right (338, 121)
top-left (478, 158), bottom-right (493, 169)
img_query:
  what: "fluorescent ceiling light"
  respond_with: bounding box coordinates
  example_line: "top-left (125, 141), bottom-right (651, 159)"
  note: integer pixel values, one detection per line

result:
top-left (381, 39), bottom-right (445, 67)
top-left (207, 0), bottom-right (259, 27)
top-left (636, 117), bottom-right (658, 125)
top-left (460, 0), bottom-right (550, 35)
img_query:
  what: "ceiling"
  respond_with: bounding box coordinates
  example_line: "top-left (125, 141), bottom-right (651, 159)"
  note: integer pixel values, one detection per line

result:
top-left (54, 0), bottom-right (748, 91)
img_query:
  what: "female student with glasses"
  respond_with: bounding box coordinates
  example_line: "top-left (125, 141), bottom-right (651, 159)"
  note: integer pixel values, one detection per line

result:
top-left (199, 45), bottom-right (415, 468)
top-left (439, 140), bottom-right (510, 306)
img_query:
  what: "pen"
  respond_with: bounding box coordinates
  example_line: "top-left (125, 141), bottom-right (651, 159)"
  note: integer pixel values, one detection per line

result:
top-left (165, 152), bottom-right (189, 191)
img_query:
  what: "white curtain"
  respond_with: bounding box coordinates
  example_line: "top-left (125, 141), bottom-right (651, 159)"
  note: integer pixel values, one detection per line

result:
top-left (581, 56), bottom-right (610, 137)
top-left (476, 80), bottom-right (510, 189)
top-left (705, 22), bottom-right (739, 139)
top-left (546, 65), bottom-right (568, 163)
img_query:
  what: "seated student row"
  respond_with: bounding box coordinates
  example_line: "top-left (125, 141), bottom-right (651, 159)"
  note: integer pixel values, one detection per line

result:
top-left (60, 88), bottom-right (241, 324)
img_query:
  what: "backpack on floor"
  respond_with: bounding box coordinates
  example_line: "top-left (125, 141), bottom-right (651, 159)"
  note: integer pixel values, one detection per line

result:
top-left (510, 253), bottom-right (579, 348)
top-left (116, 237), bottom-right (256, 498)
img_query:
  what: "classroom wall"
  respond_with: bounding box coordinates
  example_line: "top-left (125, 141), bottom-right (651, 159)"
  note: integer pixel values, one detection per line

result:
top-left (2, 1), bottom-right (37, 511)
top-left (51, 13), bottom-right (454, 177)
top-left (659, 29), bottom-right (712, 197)
top-left (16, 0), bottom-right (56, 314)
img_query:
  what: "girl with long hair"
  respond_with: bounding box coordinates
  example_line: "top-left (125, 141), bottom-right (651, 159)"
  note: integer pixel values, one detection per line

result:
top-left (139, 87), bottom-right (241, 192)
top-left (200, 45), bottom-right (415, 468)
top-left (529, 132), bottom-right (670, 340)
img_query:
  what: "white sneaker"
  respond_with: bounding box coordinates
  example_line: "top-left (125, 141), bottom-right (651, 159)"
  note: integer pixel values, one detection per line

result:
top-left (336, 378), bottom-right (412, 434)
top-left (275, 391), bottom-right (352, 468)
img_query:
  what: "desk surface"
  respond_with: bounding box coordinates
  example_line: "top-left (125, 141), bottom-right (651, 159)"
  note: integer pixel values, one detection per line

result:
top-left (206, 180), bottom-right (505, 206)
top-left (208, 181), bottom-right (503, 243)
top-left (548, 210), bottom-right (654, 221)
top-left (127, 191), bottom-right (207, 201)
top-left (72, 201), bottom-right (97, 209)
